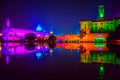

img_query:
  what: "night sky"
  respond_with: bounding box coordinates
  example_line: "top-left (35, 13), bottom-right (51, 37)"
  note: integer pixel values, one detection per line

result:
top-left (0, 0), bottom-right (120, 34)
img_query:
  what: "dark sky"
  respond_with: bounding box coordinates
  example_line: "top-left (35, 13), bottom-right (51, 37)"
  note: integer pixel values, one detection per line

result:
top-left (0, 0), bottom-right (120, 34)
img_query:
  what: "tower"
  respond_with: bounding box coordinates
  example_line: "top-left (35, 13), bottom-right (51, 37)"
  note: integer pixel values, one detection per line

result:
top-left (99, 5), bottom-right (104, 20)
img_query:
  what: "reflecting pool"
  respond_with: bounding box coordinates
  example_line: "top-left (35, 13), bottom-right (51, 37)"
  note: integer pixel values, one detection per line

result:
top-left (0, 42), bottom-right (120, 80)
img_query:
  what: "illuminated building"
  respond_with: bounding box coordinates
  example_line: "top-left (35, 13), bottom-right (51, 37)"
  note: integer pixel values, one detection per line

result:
top-left (2, 42), bottom-right (50, 55)
top-left (56, 42), bottom-right (120, 65)
top-left (79, 4), bottom-right (120, 42)
top-left (56, 34), bottom-right (80, 43)
top-left (1, 42), bottom-right (51, 64)
top-left (56, 43), bottom-right (109, 52)
top-left (56, 4), bottom-right (120, 43)
top-left (2, 19), bottom-right (50, 41)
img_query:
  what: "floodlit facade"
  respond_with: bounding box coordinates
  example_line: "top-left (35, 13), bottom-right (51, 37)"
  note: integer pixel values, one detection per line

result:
top-left (56, 4), bottom-right (120, 42)
top-left (79, 4), bottom-right (120, 42)
top-left (2, 20), bottom-right (50, 41)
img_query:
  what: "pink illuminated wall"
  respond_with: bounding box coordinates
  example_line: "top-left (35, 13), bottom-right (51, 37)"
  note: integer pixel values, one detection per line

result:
top-left (3, 43), bottom-right (50, 55)
top-left (2, 28), bottom-right (50, 41)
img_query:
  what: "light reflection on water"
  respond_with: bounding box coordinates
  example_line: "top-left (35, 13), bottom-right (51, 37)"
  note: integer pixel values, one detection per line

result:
top-left (0, 42), bottom-right (120, 80)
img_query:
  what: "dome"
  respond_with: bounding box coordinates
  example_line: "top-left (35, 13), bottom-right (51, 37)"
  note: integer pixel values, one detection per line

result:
top-left (36, 24), bottom-right (42, 31)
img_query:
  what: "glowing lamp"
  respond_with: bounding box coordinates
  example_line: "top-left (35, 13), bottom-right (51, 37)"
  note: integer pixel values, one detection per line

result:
top-left (37, 46), bottom-right (40, 49)
top-left (50, 49), bottom-right (53, 53)
top-left (50, 31), bottom-right (53, 35)
top-left (45, 35), bottom-right (48, 37)
top-left (36, 24), bottom-right (42, 31)
top-left (0, 33), bottom-right (2, 36)
top-left (37, 34), bottom-right (40, 36)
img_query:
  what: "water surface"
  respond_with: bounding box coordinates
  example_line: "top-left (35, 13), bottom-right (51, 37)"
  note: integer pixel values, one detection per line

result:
top-left (0, 42), bottom-right (120, 80)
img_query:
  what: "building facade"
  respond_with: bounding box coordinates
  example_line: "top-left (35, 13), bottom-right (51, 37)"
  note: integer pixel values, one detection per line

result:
top-left (80, 4), bottom-right (120, 42)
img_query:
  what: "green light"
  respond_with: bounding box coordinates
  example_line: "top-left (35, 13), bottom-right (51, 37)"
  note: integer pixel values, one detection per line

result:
top-left (99, 5), bottom-right (104, 18)
top-left (94, 43), bottom-right (105, 47)
top-left (90, 52), bottom-right (115, 64)
top-left (94, 38), bottom-right (106, 42)
top-left (99, 64), bottom-right (104, 80)
top-left (100, 66), bottom-right (104, 72)
top-left (100, 13), bottom-right (104, 18)
top-left (116, 58), bottom-right (120, 66)
top-left (90, 21), bottom-right (115, 33)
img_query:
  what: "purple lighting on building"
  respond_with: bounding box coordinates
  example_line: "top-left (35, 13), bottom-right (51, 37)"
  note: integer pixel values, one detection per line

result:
top-left (98, 47), bottom-right (102, 51)
top-left (37, 34), bottom-right (40, 37)
top-left (6, 19), bottom-right (10, 27)
top-left (3, 43), bottom-right (50, 55)
top-left (98, 34), bottom-right (102, 37)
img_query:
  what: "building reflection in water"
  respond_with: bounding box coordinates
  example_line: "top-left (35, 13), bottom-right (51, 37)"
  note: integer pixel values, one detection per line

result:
top-left (56, 43), bottom-right (120, 80)
top-left (0, 42), bottom-right (120, 79)
top-left (1, 42), bottom-right (54, 64)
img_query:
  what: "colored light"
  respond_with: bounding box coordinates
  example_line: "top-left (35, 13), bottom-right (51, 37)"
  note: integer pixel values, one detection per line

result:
top-left (94, 43), bottom-right (105, 47)
top-left (37, 46), bottom-right (40, 49)
top-left (50, 49), bottom-right (53, 53)
top-left (50, 31), bottom-right (53, 35)
top-left (90, 21), bottom-right (115, 33)
top-left (98, 47), bottom-right (102, 50)
top-left (36, 52), bottom-right (42, 57)
top-left (45, 35), bottom-right (49, 37)
top-left (37, 34), bottom-right (40, 36)
top-left (0, 33), bottom-right (2, 36)
top-left (100, 13), bottom-right (104, 18)
top-left (36, 24), bottom-right (42, 31)
top-left (94, 38), bottom-right (106, 42)
top-left (99, 65), bottom-right (104, 80)
top-left (100, 66), bottom-right (104, 71)
top-left (6, 56), bottom-right (9, 65)
top-left (99, 5), bottom-right (104, 18)
top-left (36, 52), bottom-right (42, 59)
top-left (6, 19), bottom-right (10, 27)
top-left (98, 34), bottom-right (102, 37)
top-left (90, 52), bottom-right (115, 64)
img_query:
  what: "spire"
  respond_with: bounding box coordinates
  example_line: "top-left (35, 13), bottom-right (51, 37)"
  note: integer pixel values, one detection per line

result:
top-left (6, 18), bottom-right (10, 27)
top-left (98, 3), bottom-right (104, 20)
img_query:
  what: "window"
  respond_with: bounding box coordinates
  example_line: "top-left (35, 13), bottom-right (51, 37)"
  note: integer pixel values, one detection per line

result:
top-left (101, 23), bottom-right (103, 25)
top-left (101, 27), bottom-right (103, 31)
top-left (90, 27), bottom-right (93, 32)
top-left (85, 24), bottom-right (86, 29)
top-left (95, 27), bottom-right (97, 30)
